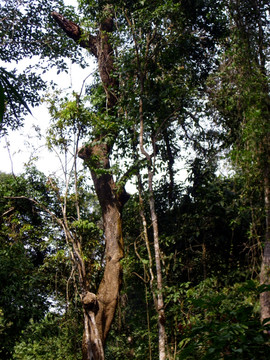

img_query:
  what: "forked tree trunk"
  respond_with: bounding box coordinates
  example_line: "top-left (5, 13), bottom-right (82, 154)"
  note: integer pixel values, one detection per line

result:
top-left (78, 146), bottom-right (127, 343)
top-left (52, 7), bottom-right (128, 359)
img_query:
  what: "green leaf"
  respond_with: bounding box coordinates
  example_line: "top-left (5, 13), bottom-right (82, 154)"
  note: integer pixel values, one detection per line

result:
top-left (0, 69), bottom-right (32, 116)
top-left (0, 82), bottom-right (4, 122)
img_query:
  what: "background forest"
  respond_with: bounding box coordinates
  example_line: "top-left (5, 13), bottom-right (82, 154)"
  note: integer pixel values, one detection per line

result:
top-left (0, 0), bottom-right (270, 359)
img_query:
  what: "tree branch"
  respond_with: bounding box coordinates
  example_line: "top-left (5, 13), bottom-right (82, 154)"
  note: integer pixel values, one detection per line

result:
top-left (51, 12), bottom-right (98, 57)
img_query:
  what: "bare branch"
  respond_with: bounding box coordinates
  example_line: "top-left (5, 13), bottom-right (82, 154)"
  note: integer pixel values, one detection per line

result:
top-left (5, 195), bottom-right (64, 227)
top-left (51, 12), bottom-right (98, 57)
top-left (2, 206), bottom-right (15, 217)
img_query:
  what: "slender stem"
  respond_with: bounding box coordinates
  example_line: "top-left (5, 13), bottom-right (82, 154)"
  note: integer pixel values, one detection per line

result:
top-left (136, 50), bottom-right (167, 360)
top-left (144, 272), bottom-right (152, 360)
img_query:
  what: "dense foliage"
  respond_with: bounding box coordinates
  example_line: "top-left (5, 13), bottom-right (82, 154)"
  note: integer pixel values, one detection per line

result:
top-left (0, 0), bottom-right (85, 132)
top-left (0, 0), bottom-right (269, 359)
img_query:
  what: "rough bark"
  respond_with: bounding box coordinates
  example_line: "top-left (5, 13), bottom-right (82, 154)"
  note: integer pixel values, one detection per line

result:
top-left (52, 8), bottom-right (128, 359)
top-left (260, 168), bottom-right (270, 324)
top-left (79, 143), bottom-right (127, 342)
top-left (82, 293), bottom-right (104, 360)
top-left (78, 140), bottom-right (128, 357)
top-left (52, 8), bottom-right (117, 111)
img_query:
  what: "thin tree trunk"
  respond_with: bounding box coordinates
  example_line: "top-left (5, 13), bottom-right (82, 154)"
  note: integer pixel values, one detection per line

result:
top-left (137, 173), bottom-right (154, 359)
top-left (260, 168), bottom-right (270, 324)
top-left (139, 91), bottom-right (166, 359)
top-left (147, 166), bottom-right (166, 360)
top-left (163, 128), bottom-right (175, 207)
top-left (255, 0), bottom-right (270, 325)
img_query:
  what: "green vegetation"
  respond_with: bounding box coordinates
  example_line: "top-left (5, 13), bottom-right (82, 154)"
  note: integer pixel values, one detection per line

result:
top-left (0, 0), bottom-right (269, 359)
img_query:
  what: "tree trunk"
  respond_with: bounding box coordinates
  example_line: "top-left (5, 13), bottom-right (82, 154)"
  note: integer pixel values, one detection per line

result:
top-left (147, 166), bottom-right (166, 360)
top-left (78, 142), bottom-right (127, 357)
top-left (52, 7), bottom-right (128, 359)
top-left (82, 293), bottom-right (104, 360)
top-left (139, 91), bottom-right (166, 359)
top-left (260, 168), bottom-right (270, 324)
top-left (163, 128), bottom-right (175, 207)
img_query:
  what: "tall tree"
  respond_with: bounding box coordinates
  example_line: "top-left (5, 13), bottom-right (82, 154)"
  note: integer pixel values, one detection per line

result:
top-left (0, 170), bottom-right (54, 359)
top-left (0, 0), bottom-right (84, 132)
top-left (118, 2), bottom-right (227, 356)
top-left (51, 1), bottom-right (228, 358)
top-left (52, 5), bottom-right (129, 358)
top-left (207, 0), bottom-right (270, 323)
